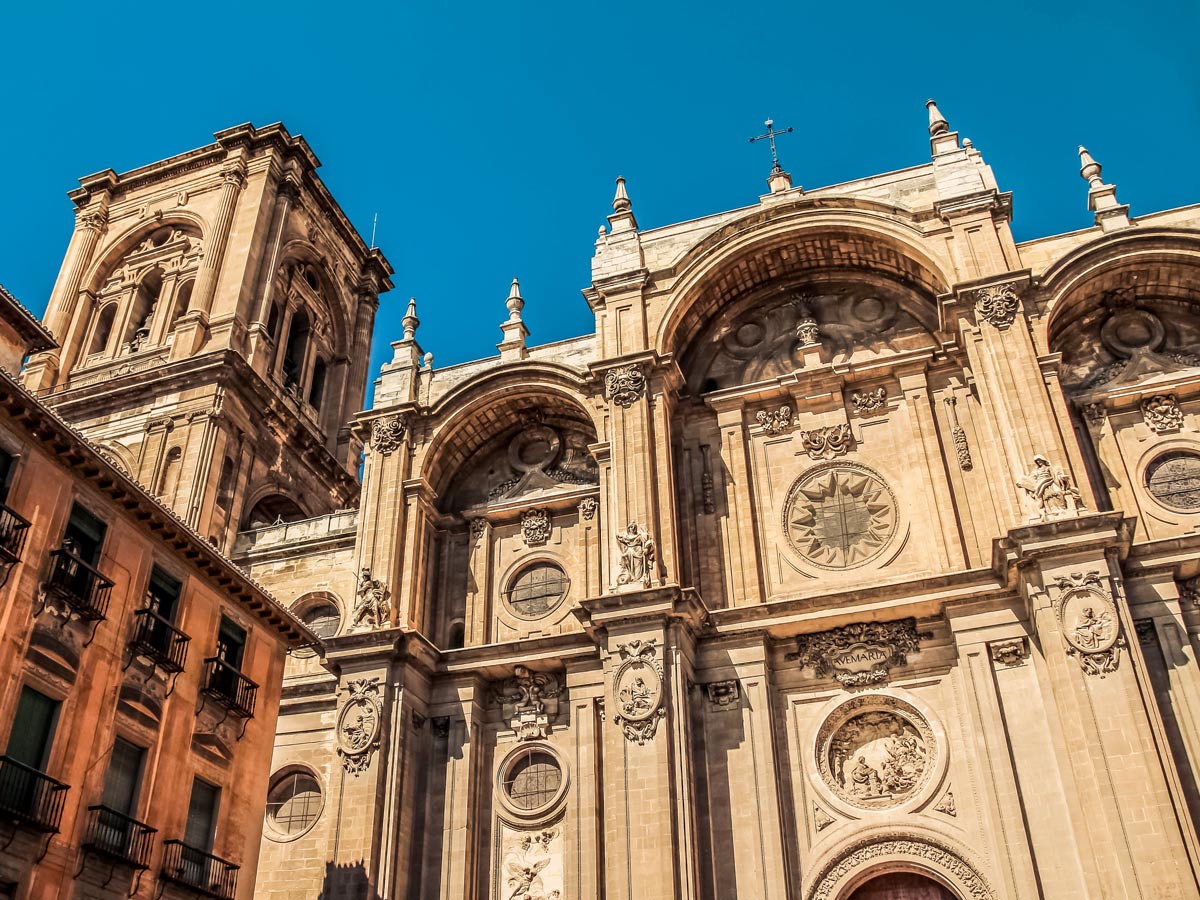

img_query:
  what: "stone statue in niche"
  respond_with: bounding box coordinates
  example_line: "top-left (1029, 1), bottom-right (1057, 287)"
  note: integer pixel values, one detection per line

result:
top-left (1016, 454), bottom-right (1085, 521)
top-left (616, 521), bottom-right (656, 588)
top-left (350, 567), bottom-right (390, 631)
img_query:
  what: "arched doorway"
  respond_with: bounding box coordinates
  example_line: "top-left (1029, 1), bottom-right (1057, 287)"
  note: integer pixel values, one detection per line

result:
top-left (847, 871), bottom-right (957, 900)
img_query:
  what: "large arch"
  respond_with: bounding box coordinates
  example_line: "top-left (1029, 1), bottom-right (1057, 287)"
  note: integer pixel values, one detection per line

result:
top-left (806, 831), bottom-right (994, 900)
top-left (81, 212), bottom-right (209, 295)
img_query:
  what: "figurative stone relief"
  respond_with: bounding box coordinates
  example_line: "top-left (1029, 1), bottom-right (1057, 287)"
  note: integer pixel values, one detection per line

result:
top-left (604, 364), bottom-right (646, 408)
top-left (973, 283), bottom-right (1021, 329)
top-left (613, 638), bottom-right (665, 744)
top-left (1016, 455), bottom-right (1085, 521)
top-left (816, 697), bottom-right (935, 810)
top-left (679, 279), bottom-right (938, 394)
top-left (521, 509), bottom-right (551, 546)
top-left (336, 678), bottom-right (382, 775)
top-left (350, 567), bottom-right (390, 632)
top-left (798, 423), bottom-right (854, 460)
top-left (1141, 393), bottom-right (1184, 433)
top-left (1053, 571), bottom-right (1124, 675)
top-left (616, 521), bottom-right (656, 588)
top-left (493, 666), bottom-right (562, 741)
top-left (787, 618), bottom-right (921, 687)
top-left (370, 415), bottom-right (407, 455)
top-left (782, 464), bottom-right (897, 569)
top-left (934, 789), bottom-right (957, 817)
top-left (807, 836), bottom-right (995, 900)
top-left (578, 496), bottom-right (598, 520)
top-left (755, 406), bottom-right (793, 435)
top-left (499, 826), bottom-right (563, 900)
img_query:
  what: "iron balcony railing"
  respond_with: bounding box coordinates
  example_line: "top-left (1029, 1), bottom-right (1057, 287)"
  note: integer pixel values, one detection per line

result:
top-left (0, 503), bottom-right (30, 567)
top-left (0, 755), bottom-right (68, 833)
top-left (82, 804), bottom-right (156, 869)
top-left (201, 657), bottom-right (257, 719)
top-left (130, 605), bottom-right (190, 673)
top-left (161, 840), bottom-right (239, 900)
top-left (45, 547), bottom-right (113, 622)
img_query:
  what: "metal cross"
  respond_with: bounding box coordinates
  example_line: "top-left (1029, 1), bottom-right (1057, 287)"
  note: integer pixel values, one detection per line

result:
top-left (749, 118), bottom-right (793, 172)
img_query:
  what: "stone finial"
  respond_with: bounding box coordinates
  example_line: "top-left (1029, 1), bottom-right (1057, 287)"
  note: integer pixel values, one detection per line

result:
top-left (498, 277), bottom-right (529, 361)
top-left (505, 278), bottom-right (524, 321)
top-left (1077, 145), bottom-right (1130, 231)
top-left (608, 176), bottom-right (639, 233)
top-left (927, 99), bottom-right (949, 136)
top-left (401, 297), bottom-right (420, 342)
top-left (1078, 145), bottom-right (1103, 188)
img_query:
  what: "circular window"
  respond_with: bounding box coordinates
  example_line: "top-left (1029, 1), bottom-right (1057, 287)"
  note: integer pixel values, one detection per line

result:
top-left (1146, 451), bottom-right (1200, 511)
top-left (783, 464), bottom-right (897, 569)
top-left (506, 563), bottom-right (569, 619)
top-left (494, 744), bottom-right (569, 820)
top-left (265, 771), bottom-right (323, 839)
top-left (300, 603), bottom-right (341, 639)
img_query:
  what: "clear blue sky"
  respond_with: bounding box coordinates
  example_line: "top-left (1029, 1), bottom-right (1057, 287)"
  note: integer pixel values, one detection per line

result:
top-left (2, 1), bottom-right (1196, 397)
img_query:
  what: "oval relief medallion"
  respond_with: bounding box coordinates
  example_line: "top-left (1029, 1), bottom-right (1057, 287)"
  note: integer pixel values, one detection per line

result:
top-left (783, 463), bottom-right (898, 569)
top-left (816, 697), bottom-right (935, 810)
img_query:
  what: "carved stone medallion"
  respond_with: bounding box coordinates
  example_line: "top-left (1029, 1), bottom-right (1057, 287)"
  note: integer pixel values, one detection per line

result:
top-left (973, 283), bottom-right (1021, 329)
top-left (787, 619), bottom-right (920, 687)
top-left (604, 365), bottom-right (646, 409)
top-left (783, 464), bottom-right (897, 569)
top-left (336, 678), bottom-right (382, 775)
top-left (371, 415), bottom-right (406, 456)
top-left (492, 666), bottom-right (562, 741)
top-left (521, 508), bottom-right (551, 546)
top-left (1142, 393), bottom-right (1184, 433)
top-left (1053, 571), bottom-right (1124, 675)
top-left (612, 639), bottom-right (665, 744)
top-left (816, 696), bottom-right (936, 810)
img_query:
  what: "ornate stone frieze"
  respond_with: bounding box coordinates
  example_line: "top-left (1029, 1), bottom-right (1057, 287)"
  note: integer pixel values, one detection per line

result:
top-left (613, 639), bottom-right (665, 744)
top-left (336, 678), bottom-right (382, 775)
top-left (786, 618), bottom-right (920, 687)
top-left (578, 496), bottom-right (598, 520)
top-left (783, 464), bottom-right (897, 569)
top-left (850, 388), bottom-right (887, 414)
top-left (798, 423), bottom-right (854, 460)
top-left (349, 567), bottom-right (390, 632)
top-left (989, 637), bottom-right (1028, 667)
top-left (815, 696), bottom-right (936, 810)
top-left (808, 835), bottom-right (995, 900)
top-left (755, 406), bottom-right (793, 434)
top-left (1142, 393), bottom-right (1184, 433)
top-left (616, 521), bottom-right (655, 588)
top-left (492, 665), bottom-right (562, 740)
top-left (1016, 454), bottom-right (1086, 521)
top-left (1052, 571), bottom-right (1124, 675)
top-left (704, 680), bottom-right (740, 708)
top-left (944, 396), bottom-right (972, 470)
top-left (604, 364), bottom-right (646, 409)
top-left (370, 415), bottom-right (407, 456)
top-left (521, 508), bottom-right (551, 546)
top-left (973, 282), bottom-right (1021, 329)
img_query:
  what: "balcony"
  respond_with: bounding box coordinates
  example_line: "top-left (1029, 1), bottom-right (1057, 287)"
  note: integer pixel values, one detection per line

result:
top-left (201, 658), bottom-right (257, 719)
top-left (0, 503), bottom-right (30, 569)
top-left (160, 840), bottom-right (239, 900)
top-left (129, 606), bottom-right (190, 674)
top-left (0, 756), bottom-right (68, 833)
top-left (44, 547), bottom-right (113, 622)
top-left (81, 805), bottom-right (155, 869)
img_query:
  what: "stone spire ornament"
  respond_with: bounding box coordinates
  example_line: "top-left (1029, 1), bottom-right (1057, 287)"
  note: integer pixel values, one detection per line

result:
top-left (926, 99), bottom-right (949, 136)
top-left (401, 297), bottom-right (419, 342)
top-left (608, 177), bottom-right (638, 233)
top-left (1078, 145), bottom-right (1130, 231)
top-left (926, 98), bottom-right (959, 155)
top-left (498, 277), bottom-right (529, 360)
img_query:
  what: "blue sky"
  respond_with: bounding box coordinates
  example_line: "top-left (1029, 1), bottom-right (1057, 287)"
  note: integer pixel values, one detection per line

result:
top-left (2, 1), bottom-right (1196, 395)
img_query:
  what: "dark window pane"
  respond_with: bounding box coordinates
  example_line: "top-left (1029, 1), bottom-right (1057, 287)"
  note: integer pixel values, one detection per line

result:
top-left (6, 687), bottom-right (59, 771)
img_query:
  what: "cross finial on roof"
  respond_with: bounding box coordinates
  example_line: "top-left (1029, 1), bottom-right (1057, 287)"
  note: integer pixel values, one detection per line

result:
top-left (749, 118), bottom-right (793, 174)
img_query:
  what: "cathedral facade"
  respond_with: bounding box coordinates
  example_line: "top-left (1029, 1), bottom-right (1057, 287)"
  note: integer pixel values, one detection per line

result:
top-left (26, 102), bottom-right (1200, 900)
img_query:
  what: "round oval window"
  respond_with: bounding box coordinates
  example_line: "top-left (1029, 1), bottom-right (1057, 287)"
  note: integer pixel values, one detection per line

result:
top-left (266, 771), bottom-right (322, 837)
top-left (506, 563), bottom-right (568, 618)
top-left (502, 748), bottom-right (563, 811)
top-left (1146, 451), bottom-right (1200, 511)
top-left (301, 603), bottom-right (341, 639)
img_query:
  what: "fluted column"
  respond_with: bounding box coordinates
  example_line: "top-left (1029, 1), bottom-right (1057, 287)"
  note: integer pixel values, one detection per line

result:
top-left (192, 163), bottom-right (246, 316)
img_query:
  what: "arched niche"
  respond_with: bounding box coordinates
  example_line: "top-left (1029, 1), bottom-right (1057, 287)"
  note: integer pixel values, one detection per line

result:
top-left (806, 833), bottom-right (993, 900)
top-left (244, 494), bottom-right (309, 529)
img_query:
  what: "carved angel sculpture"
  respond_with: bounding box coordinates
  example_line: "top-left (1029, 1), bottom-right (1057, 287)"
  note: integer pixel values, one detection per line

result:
top-left (1016, 454), bottom-right (1085, 521)
top-left (616, 521), bottom-right (655, 588)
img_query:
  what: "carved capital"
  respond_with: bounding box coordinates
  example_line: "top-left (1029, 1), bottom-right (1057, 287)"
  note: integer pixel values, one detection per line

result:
top-left (370, 415), bottom-right (407, 456)
top-left (988, 637), bottom-right (1028, 667)
top-left (578, 496), bottom-right (599, 520)
top-left (755, 406), bottom-right (793, 434)
top-left (973, 282), bottom-right (1021, 329)
top-left (603, 364), bottom-right (646, 409)
top-left (521, 508), bottom-right (551, 546)
top-left (798, 423), bottom-right (854, 460)
top-left (76, 209), bottom-right (108, 233)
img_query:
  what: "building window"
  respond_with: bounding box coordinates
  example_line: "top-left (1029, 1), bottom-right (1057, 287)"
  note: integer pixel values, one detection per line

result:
top-left (5, 686), bottom-right (60, 772)
top-left (500, 748), bottom-right (563, 812)
top-left (63, 502), bottom-right (107, 566)
top-left (184, 777), bottom-right (220, 853)
top-left (300, 603), bottom-right (340, 639)
top-left (265, 771), bottom-right (322, 837)
top-left (101, 738), bottom-right (146, 817)
top-left (1146, 451), bottom-right (1200, 511)
top-left (505, 563), bottom-right (569, 619)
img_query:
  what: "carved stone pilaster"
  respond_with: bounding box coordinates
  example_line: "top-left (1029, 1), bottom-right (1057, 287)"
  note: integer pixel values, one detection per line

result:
top-left (578, 496), bottom-right (598, 520)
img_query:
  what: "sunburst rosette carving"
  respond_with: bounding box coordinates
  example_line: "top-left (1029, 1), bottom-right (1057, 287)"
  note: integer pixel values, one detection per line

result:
top-left (783, 463), bottom-right (897, 569)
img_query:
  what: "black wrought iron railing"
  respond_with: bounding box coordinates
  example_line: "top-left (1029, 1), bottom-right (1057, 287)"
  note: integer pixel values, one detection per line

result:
top-left (82, 804), bottom-right (156, 869)
top-left (201, 657), bottom-right (257, 719)
top-left (0, 503), bottom-right (30, 566)
top-left (161, 840), bottom-right (239, 900)
top-left (130, 606), bottom-right (190, 673)
top-left (0, 755), bottom-right (68, 833)
top-left (45, 547), bottom-right (113, 621)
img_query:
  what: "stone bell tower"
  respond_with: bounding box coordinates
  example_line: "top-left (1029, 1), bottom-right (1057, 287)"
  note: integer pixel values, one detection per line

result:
top-left (23, 123), bottom-right (393, 550)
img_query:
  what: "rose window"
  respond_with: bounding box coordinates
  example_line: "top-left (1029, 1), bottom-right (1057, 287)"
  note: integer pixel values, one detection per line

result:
top-left (1146, 451), bottom-right (1200, 511)
top-left (783, 465), bottom-right (897, 568)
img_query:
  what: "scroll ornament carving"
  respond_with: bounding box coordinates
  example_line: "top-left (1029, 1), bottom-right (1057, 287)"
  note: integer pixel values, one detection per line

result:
top-left (613, 639), bottom-right (665, 744)
top-left (349, 567), bottom-right (390, 632)
top-left (578, 496), bottom-right (598, 520)
top-left (704, 680), bottom-right (740, 708)
top-left (851, 388), bottom-right (887, 414)
top-left (521, 508), bottom-right (551, 546)
top-left (1142, 393), bottom-right (1184, 433)
top-left (493, 665), bottom-right (562, 740)
top-left (989, 637), bottom-right (1028, 667)
top-left (1016, 454), bottom-right (1085, 521)
top-left (799, 423), bottom-right (854, 460)
top-left (1053, 571), bottom-right (1124, 675)
top-left (786, 619), bottom-right (920, 687)
top-left (336, 678), bottom-right (382, 775)
top-left (973, 283), bottom-right (1021, 329)
top-left (809, 836), bottom-right (995, 900)
top-left (616, 521), bottom-right (656, 588)
top-left (944, 396), bottom-right (972, 470)
top-left (755, 406), bottom-right (793, 435)
top-left (604, 365), bottom-right (646, 409)
top-left (370, 415), bottom-right (407, 456)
